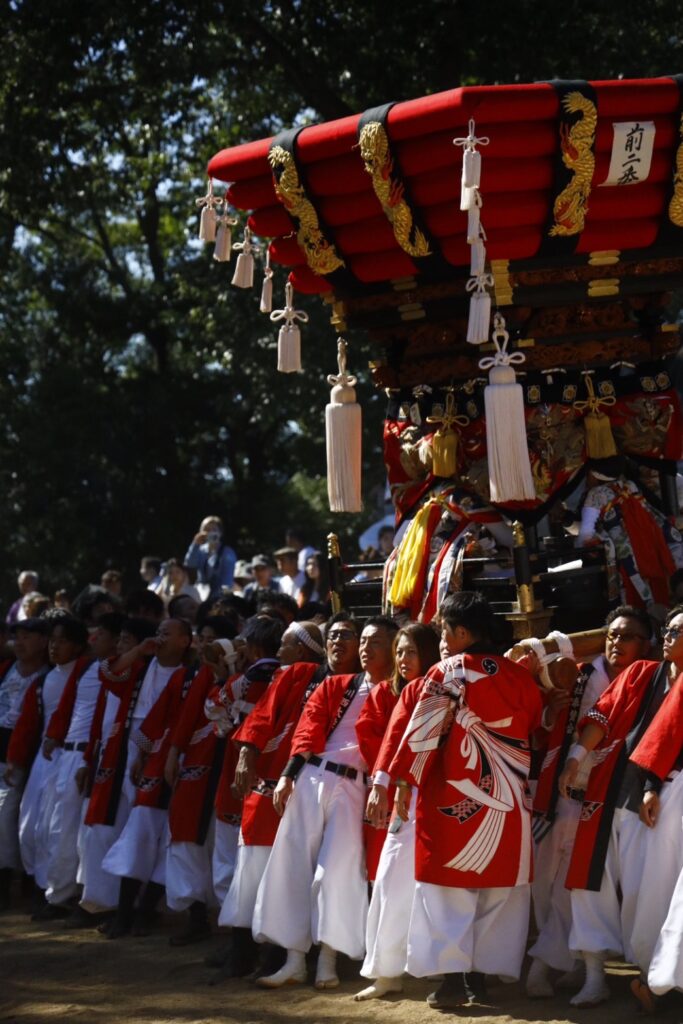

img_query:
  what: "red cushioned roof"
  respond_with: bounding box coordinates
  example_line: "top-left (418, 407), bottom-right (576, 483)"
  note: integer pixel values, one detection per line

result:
top-left (208, 77), bottom-right (683, 295)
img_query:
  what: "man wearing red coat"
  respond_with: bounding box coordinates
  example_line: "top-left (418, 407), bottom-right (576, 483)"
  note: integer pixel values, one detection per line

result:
top-left (220, 616), bottom-right (359, 978)
top-left (389, 594), bottom-right (542, 1008)
top-left (253, 616), bottom-right (397, 990)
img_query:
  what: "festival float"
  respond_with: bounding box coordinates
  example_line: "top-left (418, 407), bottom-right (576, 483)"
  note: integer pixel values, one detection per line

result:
top-left (202, 75), bottom-right (683, 638)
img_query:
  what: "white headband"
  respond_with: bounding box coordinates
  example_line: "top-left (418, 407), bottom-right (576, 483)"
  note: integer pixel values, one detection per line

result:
top-left (289, 624), bottom-right (325, 657)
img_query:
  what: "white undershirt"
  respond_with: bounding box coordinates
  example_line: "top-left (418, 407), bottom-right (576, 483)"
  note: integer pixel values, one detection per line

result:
top-left (64, 661), bottom-right (104, 744)
top-left (0, 664), bottom-right (46, 730)
top-left (133, 658), bottom-right (178, 724)
top-left (322, 677), bottom-right (372, 770)
top-left (101, 690), bottom-right (120, 745)
top-left (41, 661), bottom-right (76, 738)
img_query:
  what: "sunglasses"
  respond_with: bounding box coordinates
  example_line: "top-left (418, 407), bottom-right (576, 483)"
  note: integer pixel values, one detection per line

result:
top-left (327, 629), bottom-right (356, 642)
top-left (662, 626), bottom-right (683, 640)
top-left (606, 631), bottom-right (649, 643)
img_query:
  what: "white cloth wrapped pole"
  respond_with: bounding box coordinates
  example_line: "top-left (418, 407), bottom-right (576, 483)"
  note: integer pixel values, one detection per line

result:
top-left (326, 339), bottom-right (362, 513)
top-left (462, 148), bottom-right (481, 189)
top-left (466, 273), bottom-right (494, 345)
top-left (479, 315), bottom-right (536, 503)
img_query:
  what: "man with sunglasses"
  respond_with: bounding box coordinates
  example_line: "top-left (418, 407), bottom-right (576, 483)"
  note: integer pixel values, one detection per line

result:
top-left (559, 606), bottom-right (662, 1006)
top-left (527, 605), bottom-right (651, 1001)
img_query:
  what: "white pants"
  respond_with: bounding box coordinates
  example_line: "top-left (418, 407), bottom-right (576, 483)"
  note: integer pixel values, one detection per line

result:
top-left (569, 806), bottom-right (646, 959)
top-left (629, 772), bottom-right (683, 980)
top-left (78, 774), bottom-right (135, 912)
top-left (649, 857), bottom-right (683, 994)
top-left (0, 761), bottom-right (25, 870)
top-left (19, 749), bottom-right (61, 886)
top-left (45, 750), bottom-right (86, 905)
top-left (166, 821), bottom-right (216, 911)
top-left (361, 810), bottom-right (415, 980)
top-left (102, 806), bottom-right (168, 885)
top-left (212, 818), bottom-right (239, 906)
top-left (219, 842), bottom-right (271, 928)
top-left (253, 761), bottom-right (368, 958)
top-left (407, 881), bottom-right (531, 978)
top-left (528, 796), bottom-right (581, 971)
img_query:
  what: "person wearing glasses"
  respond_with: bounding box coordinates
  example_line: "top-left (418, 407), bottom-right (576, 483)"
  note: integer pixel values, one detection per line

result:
top-left (527, 605), bottom-right (651, 1002)
top-left (558, 607), bottom-right (674, 1007)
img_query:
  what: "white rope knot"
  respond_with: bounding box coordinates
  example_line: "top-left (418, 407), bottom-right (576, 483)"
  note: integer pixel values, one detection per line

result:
top-left (232, 224), bottom-right (259, 256)
top-left (478, 314), bottom-right (527, 371)
top-left (466, 272), bottom-right (494, 296)
top-left (195, 178), bottom-right (221, 211)
top-left (327, 338), bottom-right (357, 389)
top-left (270, 280), bottom-right (308, 327)
top-left (453, 118), bottom-right (490, 150)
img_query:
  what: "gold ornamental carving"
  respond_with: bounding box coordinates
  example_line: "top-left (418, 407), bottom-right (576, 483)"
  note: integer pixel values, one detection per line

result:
top-left (549, 92), bottom-right (598, 237)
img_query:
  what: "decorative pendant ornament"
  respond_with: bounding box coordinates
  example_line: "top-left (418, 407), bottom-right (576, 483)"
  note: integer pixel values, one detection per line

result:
top-left (478, 313), bottom-right (536, 502)
top-left (231, 225), bottom-right (258, 288)
top-left (260, 247), bottom-right (274, 313)
top-left (325, 339), bottom-right (362, 513)
top-left (454, 120), bottom-right (494, 347)
top-left (426, 392), bottom-right (470, 477)
top-left (195, 178), bottom-right (222, 243)
top-left (466, 271), bottom-right (494, 344)
top-left (213, 203), bottom-right (238, 263)
top-left (573, 373), bottom-right (618, 458)
top-left (270, 280), bottom-right (308, 372)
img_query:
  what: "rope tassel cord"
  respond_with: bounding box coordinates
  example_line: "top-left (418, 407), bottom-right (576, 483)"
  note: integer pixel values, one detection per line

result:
top-left (479, 314), bottom-right (536, 503)
top-left (260, 248), bottom-right (274, 313)
top-left (270, 280), bottom-right (308, 372)
top-left (326, 339), bottom-right (362, 513)
top-left (426, 393), bottom-right (470, 478)
top-left (196, 179), bottom-right (223, 243)
top-left (574, 373), bottom-right (618, 458)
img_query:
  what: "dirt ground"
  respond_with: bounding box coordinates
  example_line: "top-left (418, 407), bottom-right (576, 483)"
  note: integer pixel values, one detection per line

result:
top-left (2, 904), bottom-right (681, 1024)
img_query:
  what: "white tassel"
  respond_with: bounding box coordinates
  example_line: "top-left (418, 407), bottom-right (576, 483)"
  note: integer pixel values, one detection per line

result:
top-left (260, 249), bottom-right (273, 313)
top-left (470, 237), bottom-right (486, 276)
top-left (213, 218), bottom-right (232, 262)
top-left (462, 148), bottom-right (481, 189)
top-left (479, 314), bottom-right (535, 502)
top-left (270, 281), bottom-right (308, 373)
top-left (200, 204), bottom-right (217, 243)
top-left (453, 119), bottom-right (489, 212)
top-left (326, 339), bottom-right (362, 513)
top-left (232, 225), bottom-right (258, 288)
top-left (466, 272), bottom-right (493, 344)
top-left (467, 201), bottom-right (481, 243)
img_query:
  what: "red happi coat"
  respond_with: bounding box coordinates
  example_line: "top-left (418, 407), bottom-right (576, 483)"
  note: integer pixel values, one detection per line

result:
top-left (133, 665), bottom-right (197, 809)
top-left (233, 661), bottom-right (327, 846)
top-left (630, 671), bottom-right (683, 781)
top-left (7, 657), bottom-right (90, 768)
top-left (289, 672), bottom-right (366, 757)
top-left (355, 680), bottom-right (399, 880)
top-left (167, 664), bottom-right (225, 843)
top-left (84, 658), bottom-right (150, 827)
top-left (566, 658), bottom-right (662, 890)
top-left (389, 654), bottom-right (542, 889)
top-left (213, 660), bottom-right (278, 825)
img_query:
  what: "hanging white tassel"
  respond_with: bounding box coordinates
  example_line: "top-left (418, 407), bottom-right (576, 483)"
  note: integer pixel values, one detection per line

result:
top-left (466, 272), bottom-right (494, 344)
top-left (195, 179), bottom-right (222, 242)
top-left (270, 280), bottom-right (308, 372)
top-left (470, 236), bottom-right (486, 276)
top-left (213, 214), bottom-right (233, 262)
top-left (260, 248), bottom-right (274, 313)
top-left (232, 225), bottom-right (258, 288)
top-left (326, 339), bottom-right (362, 513)
top-left (453, 119), bottom-right (489, 211)
top-left (479, 314), bottom-right (536, 502)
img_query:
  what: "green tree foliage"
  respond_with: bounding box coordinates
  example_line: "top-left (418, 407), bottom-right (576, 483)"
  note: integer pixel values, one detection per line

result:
top-left (0, 0), bottom-right (681, 602)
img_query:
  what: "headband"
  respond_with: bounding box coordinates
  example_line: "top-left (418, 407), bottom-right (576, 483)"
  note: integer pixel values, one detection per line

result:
top-left (289, 624), bottom-right (325, 657)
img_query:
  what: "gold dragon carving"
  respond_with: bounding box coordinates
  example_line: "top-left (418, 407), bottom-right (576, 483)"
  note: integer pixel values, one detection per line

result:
top-left (358, 121), bottom-right (432, 258)
top-left (549, 92), bottom-right (598, 237)
top-left (669, 113), bottom-right (683, 228)
top-left (268, 145), bottom-right (345, 275)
